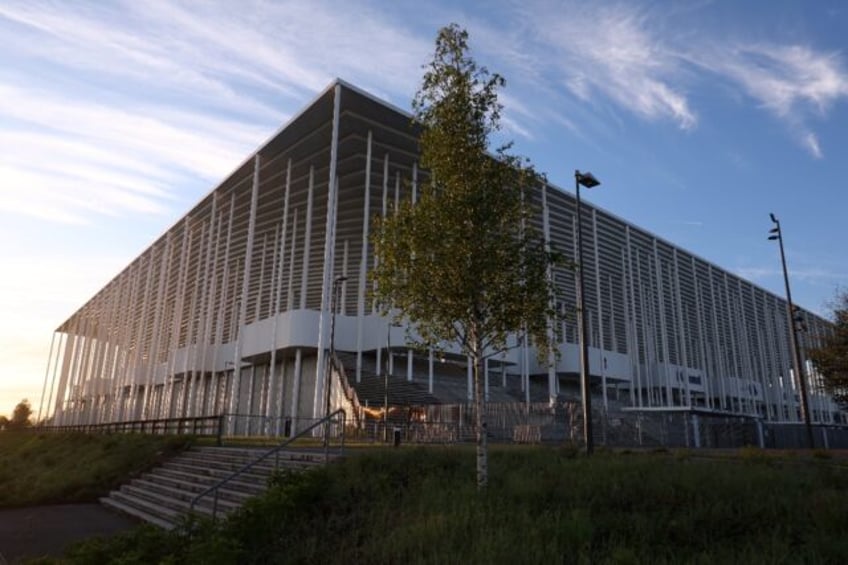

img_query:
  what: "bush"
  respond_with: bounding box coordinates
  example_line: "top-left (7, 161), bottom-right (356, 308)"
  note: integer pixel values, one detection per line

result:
top-left (55, 447), bottom-right (848, 564)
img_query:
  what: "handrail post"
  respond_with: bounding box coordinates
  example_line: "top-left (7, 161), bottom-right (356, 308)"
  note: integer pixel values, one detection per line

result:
top-left (217, 414), bottom-right (224, 446)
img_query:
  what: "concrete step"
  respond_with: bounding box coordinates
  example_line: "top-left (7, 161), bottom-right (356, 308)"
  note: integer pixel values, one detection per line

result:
top-left (100, 495), bottom-right (176, 530)
top-left (190, 447), bottom-right (334, 465)
top-left (150, 467), bottom-right (266, 496)
top-left (138, 472), bottom-right (261, 503)
top-left (106, 490), bottom-right (186, 528)
top-left (130, 477), bottom-right (254, 507)
top-left (101, 445), bottom-right (340, 529)
top-left (160, 460), bottom-right (274, 483)
top-left (120, 483), bottom-right (240, 516)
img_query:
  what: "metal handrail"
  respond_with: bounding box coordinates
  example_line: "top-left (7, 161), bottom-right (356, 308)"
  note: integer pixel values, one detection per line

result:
top-left (189, 409), bottom-right (346, 520)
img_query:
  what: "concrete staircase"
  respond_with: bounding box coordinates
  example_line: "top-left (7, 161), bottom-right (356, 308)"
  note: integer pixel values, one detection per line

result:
top-left (100, 446), bottom-right (334, 529)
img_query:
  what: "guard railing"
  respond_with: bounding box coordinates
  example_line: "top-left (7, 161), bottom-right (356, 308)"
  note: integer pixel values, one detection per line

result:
top-left (190, 408), bottom-right (346, 520)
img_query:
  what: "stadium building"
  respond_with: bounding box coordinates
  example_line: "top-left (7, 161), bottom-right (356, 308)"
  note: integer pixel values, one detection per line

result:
top-left (38, 80), bottom-right (847, 442)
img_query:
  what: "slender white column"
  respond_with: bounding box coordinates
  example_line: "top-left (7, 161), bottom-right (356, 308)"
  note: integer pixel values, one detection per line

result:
top-left (341, 239), bottom-right (349, 311)
top-left (245, 365), bottom-right (257, 433)
top-left (179, 224), bottom-right (206, 417)
top-left (608, 275), bottom-right (618, 354)
top-left (428, 349), bottom-right (434, 394)
top-left (114, 265), bottom-right (140, 421)
top-left (101, 279), bottom-right (126, 421)
top-left (707, 267), bottom-right (726, 410)
top-left (407, 349), bottom-right (413, 382)
top-left (69, 319), bottom-right (90, 424)
top-left (267, 218), bottom-right (285, 430)
top-left (652, 241), bottom-right (672, 406)
top-left (623, 236), bottom-right (637, 407)
top-left (356, 130), bottom-right (373, 382)
top-left (54, 328), bottom-right (77, 424)
top-left (484, 357), bottom-right (489, 402)
top-left (255, 233), bottom-right (268, 322)
top-left (191, 195), bottom-right (221, 417)
top-left (164, 219), bottom-right (192, 417)
top-left (542, 184), bottom-right (556, 404)
top-left (372, 154), bottom-right (389, 314)
top-left (44, 332), bottom-right (65, 423)
top-left (411, 162), bottom-right (418, 203)
top-left (92, 284), bottom-right (119, 423)
top-left (229, 154), bottom-right (262, 428)
top-left (637, 254), bottom-right (652, 407)
top-left (672, 250), bottom-right (691, 406)
top-left (142, 235), bottom-right (172, 419)
top-left (736, 280), bottom-right (755, 413)
top-left (467, 357), bottom-right (473, 401)
top-left (752, 286), bottom-right (771, 420)
top-left (286, 209), bottom-right (299, 311)
top-left (523, 334), bottom-right (530, 407)
top-left (290, 348), bottom-right (303, 433)
top-left (314, 83), bottom-right (343, 420)
top-left (101, 276), bottom-right (123, 422)
top-left (690, 260), bottom-right (711, 409)
top-left (37, 333), bottom-right (57, 423)
top-left (723, 273), bottom-right (741, 410)
top-left (300, 169), bottom-right (315, 309)
top-left (592, 209), bottom-right (607, 410)
top-left (128, 253), bottom-right (156, 420)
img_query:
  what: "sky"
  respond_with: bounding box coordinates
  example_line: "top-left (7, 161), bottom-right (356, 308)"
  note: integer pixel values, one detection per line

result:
top-left (1, 0), bottom-right (846, 419)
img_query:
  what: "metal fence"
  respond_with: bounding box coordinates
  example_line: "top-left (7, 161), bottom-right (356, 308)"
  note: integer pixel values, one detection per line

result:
top-left (28, 403), bottom-right (848, 450)
top-left (32, 415), bottom-right (224, 443)
top-left (348, 401), bottom-right (848, 450)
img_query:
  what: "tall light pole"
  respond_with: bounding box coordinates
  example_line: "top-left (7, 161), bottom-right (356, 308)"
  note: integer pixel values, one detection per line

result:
top-left (576, 170), bottom-right (600, 455)
top-left (768, 213), bottom-right (814, 448)
top-left (324, 275), bottom-right (348, 447)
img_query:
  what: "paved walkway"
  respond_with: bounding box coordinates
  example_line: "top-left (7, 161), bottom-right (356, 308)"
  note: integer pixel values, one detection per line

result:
top-left (0, 504), bottom-right (137, 563)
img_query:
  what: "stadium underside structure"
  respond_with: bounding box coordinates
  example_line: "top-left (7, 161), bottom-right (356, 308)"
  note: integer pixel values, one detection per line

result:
top-left (39, 80), bottom-right (847, 435)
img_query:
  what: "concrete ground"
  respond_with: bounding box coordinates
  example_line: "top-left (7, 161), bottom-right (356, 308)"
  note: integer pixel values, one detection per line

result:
top-left (0, 504), bottom-right (138, 564)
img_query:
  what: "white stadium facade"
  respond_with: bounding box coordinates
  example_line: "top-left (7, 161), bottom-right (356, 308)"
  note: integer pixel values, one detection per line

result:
top-left (38, 80), bottom-right (847, 445)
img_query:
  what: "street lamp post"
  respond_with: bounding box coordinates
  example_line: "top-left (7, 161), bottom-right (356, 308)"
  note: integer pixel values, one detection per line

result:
top-left (575, 170), bottom-right (600, 455)
top-left (768, 214), bottom-right (814, 448)
top-left (324, 275), bottom-right (348, 448)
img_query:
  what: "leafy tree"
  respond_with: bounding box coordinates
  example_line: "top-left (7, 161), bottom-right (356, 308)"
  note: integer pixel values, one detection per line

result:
top-left (809, 290), bottom-right (848, 406)
top-left (8, 399), bottom-right (33, 430)
top-left (371, 24), bottom-right (558, 488)
top-left (0, 415), bottom-right (8, 430)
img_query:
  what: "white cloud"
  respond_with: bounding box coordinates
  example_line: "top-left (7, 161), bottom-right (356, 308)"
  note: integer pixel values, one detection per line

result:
top-left (0, 83), bottom-right (273, 222)
top-left (509, 1), bottom-right (697, 130)
top-left (688, 43), bottom-right (848, 157)
top-left (804, 132), bottom-right (823, 159)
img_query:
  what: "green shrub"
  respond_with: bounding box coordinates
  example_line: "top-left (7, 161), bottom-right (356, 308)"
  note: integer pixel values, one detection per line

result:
top-left (53, 447), bottom-right (848, 564)
top-left (0, 433), bottom-right (191, 507)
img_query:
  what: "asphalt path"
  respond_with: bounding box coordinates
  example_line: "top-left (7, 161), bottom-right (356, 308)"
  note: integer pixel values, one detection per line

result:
top-left (0, 503), bottom-right (137, 563)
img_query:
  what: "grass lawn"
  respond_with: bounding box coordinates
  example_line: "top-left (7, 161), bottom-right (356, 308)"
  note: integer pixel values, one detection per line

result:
top-left (58, 446), bottom-right (848, 564)
top-left (0, 432), bottom-right (191, 507)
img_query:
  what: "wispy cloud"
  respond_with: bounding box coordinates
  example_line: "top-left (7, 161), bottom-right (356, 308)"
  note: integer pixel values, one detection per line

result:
top-left (0, 0), bottom-right (431, 226)
top-left (685, 43), bottom-right (848, 158)
top-left (465, 1), bottom-right (848, 158)
top-left (736, 265), bottom-right (847, 284)
top-left (0, 83), bottom-right (271, 223)
top-left (502, 1), bottom-right (697, 130)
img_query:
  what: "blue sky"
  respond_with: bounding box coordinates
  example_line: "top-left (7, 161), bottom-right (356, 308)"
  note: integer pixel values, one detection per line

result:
top-left (1, 0), bottom-right (846, 417)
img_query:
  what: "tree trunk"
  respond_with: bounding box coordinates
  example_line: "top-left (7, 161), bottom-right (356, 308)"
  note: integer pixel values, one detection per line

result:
top-left (472, 334), bottom-right (488, 489)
